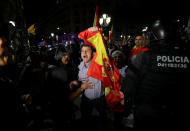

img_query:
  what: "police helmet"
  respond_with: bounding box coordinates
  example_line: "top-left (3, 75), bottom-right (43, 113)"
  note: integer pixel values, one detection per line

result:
top-left (147, 18), bottom-right (180, 42)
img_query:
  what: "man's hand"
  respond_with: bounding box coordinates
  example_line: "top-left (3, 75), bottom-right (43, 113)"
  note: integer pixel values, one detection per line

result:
top-left (88, 27), bottom-right (98, 32)
top-left (69, 80), bottom-right (78, 90)
top-left (80, 80), bottom-right (92, 91)
top-left (119, 91), bottom-right (124, 99)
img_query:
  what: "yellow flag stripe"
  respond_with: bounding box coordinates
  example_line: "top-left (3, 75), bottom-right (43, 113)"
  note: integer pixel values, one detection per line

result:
top-left (87, 33), bottom-right (109, 65)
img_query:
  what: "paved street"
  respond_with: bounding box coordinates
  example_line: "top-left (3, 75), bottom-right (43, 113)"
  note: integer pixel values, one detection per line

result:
top-left (22, 95), bottom-right (134, 131)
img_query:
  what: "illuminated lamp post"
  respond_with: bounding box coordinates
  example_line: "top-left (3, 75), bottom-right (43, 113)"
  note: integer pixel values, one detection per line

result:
top-left (99, 13), bottom-right (111, 38)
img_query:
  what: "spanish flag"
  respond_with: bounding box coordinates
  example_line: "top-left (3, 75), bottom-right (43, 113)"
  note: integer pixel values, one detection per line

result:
top-left (27, 24), bottom-right (36, 35)
top-left (78, 28), bottom-right (124, 112)
top-left (93, 5), bottom-right (99, 27)
top-left (109, 24), bottom-right (113, 43)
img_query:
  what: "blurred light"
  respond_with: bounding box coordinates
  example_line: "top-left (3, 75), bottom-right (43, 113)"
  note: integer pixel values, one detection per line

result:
top-left (57, 27), bottom-right (60, 30)
top-left (154, 20), bottom-right (160, 27)
top-left (80, 41), bottom-right (84, 45)
top-left (120, 35), bottom-right (123, 38)
top-left (142, 26), bottom-right (148, 32)
top-left (106, 17), bottom-right (111, 24)
top-left (99, 13), bottom-right (111, 27)
top-left (9, 21), bottom-right (15, 27)
top-left (51, 33), bottom-right (54, 37)
top-left (103, 14), bottom-right (107, 19)
top-left (65, 41), bottom-right (68, 46)
top-left (56, 35), bottom-right (58, 41)
top-left (99, 18), bottom-right (103, 25)
top-left (177, 19), bottom-right (180, 22)
top-left (159, 29), bottom-right (165, 38)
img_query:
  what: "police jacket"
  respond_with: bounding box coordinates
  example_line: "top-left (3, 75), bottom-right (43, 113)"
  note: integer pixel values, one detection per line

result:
top-left (122, 40), bottom-right (190, 129)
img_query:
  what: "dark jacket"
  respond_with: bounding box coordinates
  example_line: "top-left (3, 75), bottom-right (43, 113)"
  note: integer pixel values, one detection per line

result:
top-left (122, 41), bottom-right (190, 130)
top-left (47, 63), bottom-right (78, 121)
top-left (0, 64), bottom-right (21, 129)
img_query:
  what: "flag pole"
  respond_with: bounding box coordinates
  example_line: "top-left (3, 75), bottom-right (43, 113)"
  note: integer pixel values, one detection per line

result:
top-left (93, 5), bottom-right (99, 28)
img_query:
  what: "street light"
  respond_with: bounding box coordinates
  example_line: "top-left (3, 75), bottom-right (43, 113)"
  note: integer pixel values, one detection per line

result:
top-left (51, 33), bottom-right (54, 37)
top-left (9, 21), bottom-right (16, 27)
top-left (99, 13), bottom-right (111, 27)
top-left (99, 13), bottom-right (111, 40)
top-left (142, 26), bottom-right (148, 32)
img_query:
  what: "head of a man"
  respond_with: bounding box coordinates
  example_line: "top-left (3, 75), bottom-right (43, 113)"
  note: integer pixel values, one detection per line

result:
top-left (134, 35), bottom-right (144, 48)
top-left (54, 45), bottom-right (70, 65)
top-left (61, 53), bottom-right (70, 65)
top-left (81, 44), bottom-right (95, 64)
top-left (0, 37), bottom-right (9, 65)
top-left (0, 37), bottom-right (4, 56)
top-left (112, 50), bottom-right (125, 69)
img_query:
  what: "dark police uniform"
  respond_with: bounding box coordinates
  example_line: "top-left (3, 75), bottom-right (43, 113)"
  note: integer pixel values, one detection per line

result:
top-left (122, 41), bottom-right (190, 130)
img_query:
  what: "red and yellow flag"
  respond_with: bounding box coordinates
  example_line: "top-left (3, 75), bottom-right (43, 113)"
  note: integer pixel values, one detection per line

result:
top-left (128, 45), bottom-right (149, 63)
top-left (78, 28), bottom-right (124, 112)
top-left (93, 5), bottom-right (99, 27)
top-left (109, 24), bottom-right (113, 43)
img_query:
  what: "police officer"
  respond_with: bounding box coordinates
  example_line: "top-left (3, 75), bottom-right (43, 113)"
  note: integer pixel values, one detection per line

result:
top-left (122, 18), bottom-right (190, 130)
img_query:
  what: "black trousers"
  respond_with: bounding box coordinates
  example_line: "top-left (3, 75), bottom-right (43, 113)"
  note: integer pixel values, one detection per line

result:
top-left (81, 95), bottom-right (108, 121)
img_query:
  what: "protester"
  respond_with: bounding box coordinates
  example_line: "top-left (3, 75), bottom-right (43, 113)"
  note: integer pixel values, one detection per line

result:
top-left (0, 34), bottom-right (22, 130)
top-left (48, 45), bottom-right (91, 130)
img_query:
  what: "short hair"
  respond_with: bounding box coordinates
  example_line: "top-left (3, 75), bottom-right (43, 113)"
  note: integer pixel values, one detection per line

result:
top-left (54, 46), bottom-right (69, 61)
top-left (111, 50), bottom-right (125, 59)
top-left (135, 34), bottom-right (144, 39)
top-left (80, 44), bottom-right (96, 52)
top-left (0, 36), bottom-right (10, 57)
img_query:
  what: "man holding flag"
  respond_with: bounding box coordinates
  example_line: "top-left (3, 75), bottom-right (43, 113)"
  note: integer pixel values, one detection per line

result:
top-left (79, 26), bottom-right (124, 108)
top-left (70, 26), bottom-right (124, 129)
top-left (70, 26), bottom-right (124, 127)
top-left (70, 28), bottom-right (108, 130)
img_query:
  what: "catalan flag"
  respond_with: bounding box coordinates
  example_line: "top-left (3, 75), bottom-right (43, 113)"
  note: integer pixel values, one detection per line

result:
top-left (78, 28), bottom-right (124, 112)
top-left (27, 24), bottom-right (36, 35)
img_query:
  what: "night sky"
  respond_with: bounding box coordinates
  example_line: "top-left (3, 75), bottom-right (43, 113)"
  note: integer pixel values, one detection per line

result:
top-left (21, 0), bottom-right (189, 35)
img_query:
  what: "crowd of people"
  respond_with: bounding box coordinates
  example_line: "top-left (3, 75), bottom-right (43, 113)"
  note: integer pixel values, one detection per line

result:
top-left (1, 18), bottom-right (190, 131)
